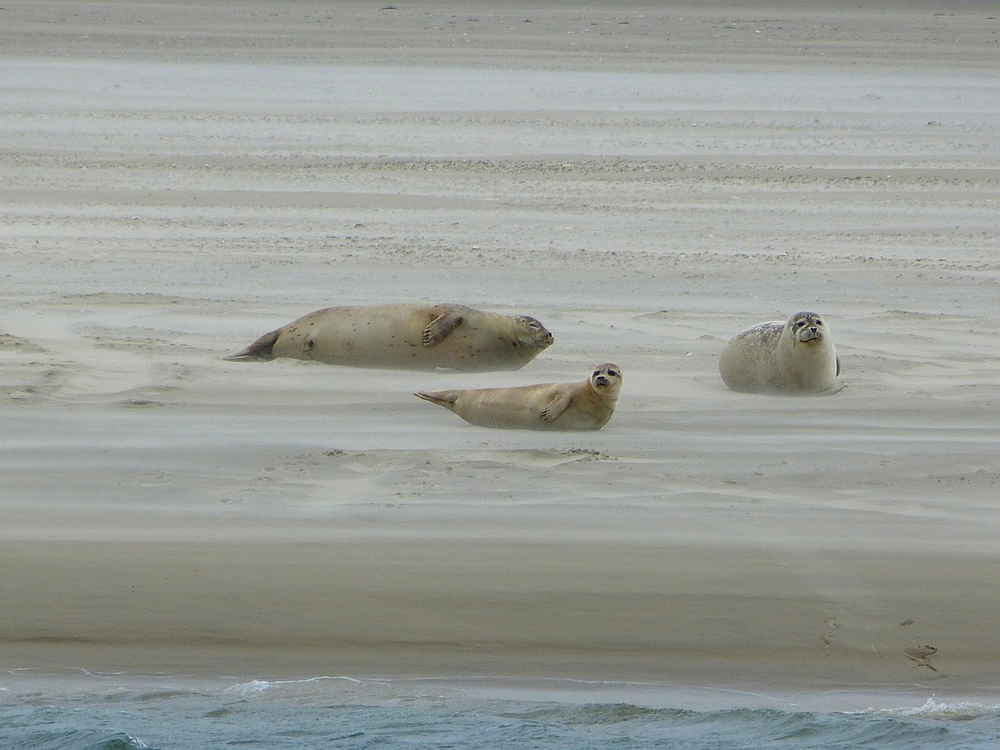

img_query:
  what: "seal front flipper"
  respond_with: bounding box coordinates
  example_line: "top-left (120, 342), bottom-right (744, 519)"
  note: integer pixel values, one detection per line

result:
top-left (422, 308), bottom-right (465, 346)
top-left (224, 328), bottom-right (281, 361)
top-left (414, 390), bottom-right (460, 411)
top-left (836, 355), bottom-right (841, 377)
top-left (539, 392), bottom-right (572, 424)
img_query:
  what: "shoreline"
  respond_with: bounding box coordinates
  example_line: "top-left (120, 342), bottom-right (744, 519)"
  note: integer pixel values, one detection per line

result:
top-left (1, 656), bottom-right (989, 715)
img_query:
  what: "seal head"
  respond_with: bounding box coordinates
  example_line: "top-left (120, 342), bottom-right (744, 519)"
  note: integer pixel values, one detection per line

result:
top-left (515, 315), bottom-right (554, 350)
top-left (589, 362), bottom-right (622, 399)
top-left (789, 311), bottom-right (826, 345)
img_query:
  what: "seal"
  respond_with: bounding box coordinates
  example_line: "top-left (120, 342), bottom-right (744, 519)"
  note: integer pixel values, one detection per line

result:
top-left (719, 311), bottom-right (840, 393)
top-left (414, 363), bottom-right (622, 430)
top-left (225, 303), bottom-right (554, 371)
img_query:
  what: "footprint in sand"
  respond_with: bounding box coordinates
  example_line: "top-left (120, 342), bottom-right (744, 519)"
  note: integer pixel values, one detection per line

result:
top-left (820, 618), bottom-right (839, 655)
top-left (904, 643), bottom-right (939, 672)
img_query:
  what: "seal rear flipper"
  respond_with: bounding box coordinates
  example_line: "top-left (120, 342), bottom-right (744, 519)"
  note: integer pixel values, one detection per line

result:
top-left (422, 310), bottom-right (464, 346)
top-left (223, 328), bottom-right (282, 361)
top-left (539, 392), bottom-right (571, 424)
top-left (414, 390), bottom-right (460, 410)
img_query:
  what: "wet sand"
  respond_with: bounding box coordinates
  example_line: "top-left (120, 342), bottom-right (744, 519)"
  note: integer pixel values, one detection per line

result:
top-left (2, 0), bottom-right (999, 700)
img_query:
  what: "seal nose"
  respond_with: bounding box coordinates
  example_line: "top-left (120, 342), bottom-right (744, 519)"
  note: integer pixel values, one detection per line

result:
top-left (595, 376), bottom-right (609, 386)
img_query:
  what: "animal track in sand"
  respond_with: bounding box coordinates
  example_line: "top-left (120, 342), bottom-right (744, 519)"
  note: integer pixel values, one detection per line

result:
top-left (820, 618), bottom-right (840, 655)
top-left (904, 643), bottom-right (939, 672)
top-left (559, 448), bottom-right (615, 461)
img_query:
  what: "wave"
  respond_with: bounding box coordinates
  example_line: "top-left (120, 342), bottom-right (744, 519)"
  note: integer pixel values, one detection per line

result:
top-left (4, 678), bottom-right (1000, 750)
top-left (8, 730), bottom-right (155, 750)
top-left (863, 696), bottom-right (1000, 721)
top-left (502, 702), bottom-right (698, 724)
top-left (497, 701), bottom-right (999, 748)
top-left (223, 675), bottom-right (363, 697)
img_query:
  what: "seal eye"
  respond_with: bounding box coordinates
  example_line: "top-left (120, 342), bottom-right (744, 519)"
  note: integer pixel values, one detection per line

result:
top-left (796, 321), bottom-right (806, 328)
top-left (607, 370), bottom-right (619, 378)
top-left (814, 319), bottom-right (822, 325)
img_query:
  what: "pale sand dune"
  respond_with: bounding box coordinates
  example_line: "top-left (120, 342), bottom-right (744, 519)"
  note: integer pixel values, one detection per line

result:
top-left (1, 0), bottom-right (999, 700)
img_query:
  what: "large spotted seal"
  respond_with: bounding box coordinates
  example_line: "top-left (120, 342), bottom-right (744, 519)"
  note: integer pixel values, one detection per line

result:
top-left (226, 303), bottom-right (553, 371)
top-left (719, 311), bottom-right (840, 393)
top-left (414, 363), bottom-right (622, 430)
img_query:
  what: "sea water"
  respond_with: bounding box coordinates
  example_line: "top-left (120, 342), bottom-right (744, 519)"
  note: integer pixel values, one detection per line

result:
top-left (2, 671), bottom-right (999, 749)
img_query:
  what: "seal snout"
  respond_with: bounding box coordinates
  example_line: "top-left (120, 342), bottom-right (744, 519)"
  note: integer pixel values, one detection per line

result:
top-left (594, 375), bottom-right (610, 387)
top-left (519, 315), bottom-right (554, 349)
top-left (798, 326), bottom-right (823, 344)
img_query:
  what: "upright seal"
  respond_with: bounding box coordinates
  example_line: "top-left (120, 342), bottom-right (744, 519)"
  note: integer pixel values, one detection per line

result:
top-left (226, 303), bottom-right (553, 371)
top-left (415, 363), bottom-right (622, 430)
top-left (719, 311), bottom-right (840, 393)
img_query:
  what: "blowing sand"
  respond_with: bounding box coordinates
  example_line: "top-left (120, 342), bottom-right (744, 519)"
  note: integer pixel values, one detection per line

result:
top-left (1, 0), bottom-right (999, 699)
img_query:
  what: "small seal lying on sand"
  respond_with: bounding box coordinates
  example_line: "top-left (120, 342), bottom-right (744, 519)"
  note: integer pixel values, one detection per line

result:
top-left (226, 303), bottom-right (553, 371)
top-left (415, 363), bottom-right (622, 430)
top-left (719, 311), bottom-right (840, 394)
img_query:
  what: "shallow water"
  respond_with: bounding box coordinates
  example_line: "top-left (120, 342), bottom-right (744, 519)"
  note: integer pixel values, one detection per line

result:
top-left (3, 674), bottom-right (999, 750)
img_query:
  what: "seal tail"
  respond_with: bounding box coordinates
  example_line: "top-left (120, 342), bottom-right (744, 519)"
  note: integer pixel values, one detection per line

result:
top-left (223, 328), bottom-right (281, 361)
top-left (414, 390), bottom-right (459, 409)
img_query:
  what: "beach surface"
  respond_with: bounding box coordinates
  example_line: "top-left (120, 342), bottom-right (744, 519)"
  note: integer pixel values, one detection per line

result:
top-left (2, 0), bottom-right (1000, 707)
